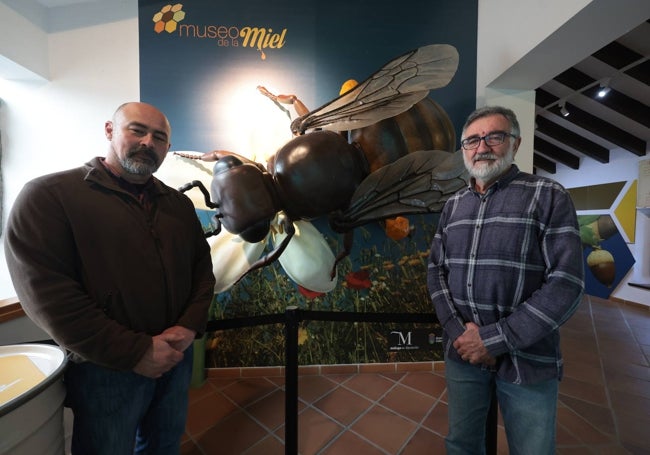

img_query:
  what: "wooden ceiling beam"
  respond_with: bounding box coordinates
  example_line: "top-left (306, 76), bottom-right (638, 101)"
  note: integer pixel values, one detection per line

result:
top-left (533, 136), bottom-right (581, 169)
top-left (554, 67), bottom-right (591, 90)
top-left (536, 88), bottom-right (645, 157)
top-left (542, 101), bottom-right (647, 156)
top-left (626, 59), bottom-right (650, 85)
top-left (551, 68), bottom-right (650, 128)
top-left (583, 85), bottom-right (650, 128)
top-left (535, 116), bottom-right (610, 163)
top-left (593, 40), bottom-right (642, 70)
top-left (533, 153), bottom-right (556, 174)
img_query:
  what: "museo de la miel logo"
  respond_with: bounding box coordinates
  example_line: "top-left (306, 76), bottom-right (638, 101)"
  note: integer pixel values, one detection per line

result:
top-left (151, 3), bottom-right (287, 59)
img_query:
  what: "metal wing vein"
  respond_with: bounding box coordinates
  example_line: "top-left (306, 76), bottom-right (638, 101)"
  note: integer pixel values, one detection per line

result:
top-left (329, 149), bottom-right (468, 231)
top-left (290, 44), bottom-right (460, 134)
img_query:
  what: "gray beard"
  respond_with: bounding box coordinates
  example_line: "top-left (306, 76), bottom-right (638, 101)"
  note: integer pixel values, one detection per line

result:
top-left (464, 149), bottom-right (515, 182)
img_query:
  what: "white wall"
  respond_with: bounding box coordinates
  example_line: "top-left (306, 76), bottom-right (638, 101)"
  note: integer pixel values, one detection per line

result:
top-left (0, 17), bottom-right (140, 299)
top-left (475, 0), bottom-right (591, 174)
top-left (0, 2), bottom-right (49, 79)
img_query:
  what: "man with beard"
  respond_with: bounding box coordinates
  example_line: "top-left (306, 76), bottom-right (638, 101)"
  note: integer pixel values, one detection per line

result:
top-left (4, 102), bottom-right (216, 454)
top-left (427, 106), bottom-right (584, 454)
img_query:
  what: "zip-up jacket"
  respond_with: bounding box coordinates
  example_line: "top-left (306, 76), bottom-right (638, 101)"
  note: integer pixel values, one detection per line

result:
top-left (4, 157), bottom-right (216, 371)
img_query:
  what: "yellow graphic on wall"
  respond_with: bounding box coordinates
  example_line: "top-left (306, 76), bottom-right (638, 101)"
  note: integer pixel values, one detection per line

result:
top-left (614, 180), bottom-right (637, 243)
top-left (569, 180), bottom-right (637, 244)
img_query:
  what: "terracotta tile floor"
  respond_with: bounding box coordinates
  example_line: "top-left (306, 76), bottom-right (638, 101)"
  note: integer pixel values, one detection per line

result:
top-left (181, 295), bottom-right (650, 454)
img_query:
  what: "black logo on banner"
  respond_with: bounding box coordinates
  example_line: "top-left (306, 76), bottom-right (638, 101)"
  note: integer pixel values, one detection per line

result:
top-left (388, 328), bottom-right (442, 351)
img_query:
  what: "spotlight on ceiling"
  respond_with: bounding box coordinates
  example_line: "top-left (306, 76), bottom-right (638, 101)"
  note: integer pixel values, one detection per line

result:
top-left (597, 78), bottom-right (611, 98)
top-left (559, 101), bottom-right (569, 117)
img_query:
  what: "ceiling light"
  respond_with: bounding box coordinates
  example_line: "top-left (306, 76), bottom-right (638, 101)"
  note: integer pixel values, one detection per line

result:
top-left (559, 101), bottom-right (569, 117)
top-left (597, 78), bottom-right (611, 98)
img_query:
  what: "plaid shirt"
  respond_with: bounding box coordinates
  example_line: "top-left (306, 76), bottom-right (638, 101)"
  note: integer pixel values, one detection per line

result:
top-left (427, 165), bottom-right (584, 384)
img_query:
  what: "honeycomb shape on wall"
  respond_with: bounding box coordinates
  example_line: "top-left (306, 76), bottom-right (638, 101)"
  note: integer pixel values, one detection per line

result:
top-left (152, 4), bottom-right (185, 34)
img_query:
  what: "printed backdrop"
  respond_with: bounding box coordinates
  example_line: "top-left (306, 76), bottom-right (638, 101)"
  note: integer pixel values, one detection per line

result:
top-left (138, 0), bottom-right (479, 367)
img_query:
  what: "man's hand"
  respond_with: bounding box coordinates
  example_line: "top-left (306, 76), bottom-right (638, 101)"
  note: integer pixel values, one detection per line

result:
top-left (161, 325), bottom-right (197, 352)
top-left (453, 322), bottom-right (496, 366)
top-left (133, 334), bottom-right (184, 378)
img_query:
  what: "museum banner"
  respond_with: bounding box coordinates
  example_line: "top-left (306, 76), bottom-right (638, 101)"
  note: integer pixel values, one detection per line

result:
top-left (138, 0), bottom-right (478, 367)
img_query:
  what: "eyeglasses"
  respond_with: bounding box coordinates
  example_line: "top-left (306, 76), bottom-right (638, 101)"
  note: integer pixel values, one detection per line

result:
top-left (460, 132), bottom-right (517, 150)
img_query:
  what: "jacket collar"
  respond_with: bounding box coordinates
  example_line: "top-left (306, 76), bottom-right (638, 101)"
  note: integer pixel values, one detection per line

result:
top-left (84, 157), bottom-right (171, 196)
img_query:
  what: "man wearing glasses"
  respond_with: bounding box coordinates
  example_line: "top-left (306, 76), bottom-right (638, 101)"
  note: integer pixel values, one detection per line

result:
top-left (427, 106), bottom-right (585, 454)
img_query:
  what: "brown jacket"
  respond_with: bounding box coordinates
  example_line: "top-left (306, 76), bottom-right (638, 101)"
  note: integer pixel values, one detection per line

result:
top-left (4, 157), bottom-right (216, 370)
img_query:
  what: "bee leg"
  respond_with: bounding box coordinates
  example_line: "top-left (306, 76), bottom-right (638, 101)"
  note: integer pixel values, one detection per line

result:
top-left (257, 86), bottom-right (310, 117)
top-left (174, 150), bottom-right (245, 163)
top-left (331, 230), bottom-right (354, 279)
top-left (204, 213), bottom-right (222, 238)
top-left (178, 180), bottom-right (219, 210)
top-left (245, 220), bottom-right (296, 274)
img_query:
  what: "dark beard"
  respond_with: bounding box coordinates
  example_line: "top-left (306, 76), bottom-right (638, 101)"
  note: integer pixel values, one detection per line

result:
top-left (120, 148), bottom-right (160, 175)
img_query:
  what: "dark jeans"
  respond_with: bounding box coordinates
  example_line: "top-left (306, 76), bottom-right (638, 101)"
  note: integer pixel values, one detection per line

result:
top-left (444, 356), bottom-right (558, 455)
top-left (64, 345), bottom-right (193, 455)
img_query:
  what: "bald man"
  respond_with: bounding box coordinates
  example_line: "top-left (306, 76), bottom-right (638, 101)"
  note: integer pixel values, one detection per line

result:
top-left (5, 102), bottom-right (216, 454)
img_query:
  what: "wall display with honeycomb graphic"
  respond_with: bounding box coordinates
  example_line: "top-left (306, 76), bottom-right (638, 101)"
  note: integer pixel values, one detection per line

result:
top-left (139, 0), bottom-right (479, 367)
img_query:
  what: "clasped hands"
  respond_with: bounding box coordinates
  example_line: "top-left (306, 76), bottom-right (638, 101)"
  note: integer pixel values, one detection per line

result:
top-left (133, 325), bottom-right (196, 378)
top-left (453, 322), bottom-right (496, 366)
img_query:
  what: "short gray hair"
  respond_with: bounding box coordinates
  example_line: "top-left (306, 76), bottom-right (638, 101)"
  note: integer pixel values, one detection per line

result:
top-left (461, 106), bottom-right (520, 138)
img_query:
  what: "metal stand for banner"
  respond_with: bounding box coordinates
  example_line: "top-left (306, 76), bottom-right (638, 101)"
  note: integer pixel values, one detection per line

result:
top-left (205, 307), bottom-right (497, 455)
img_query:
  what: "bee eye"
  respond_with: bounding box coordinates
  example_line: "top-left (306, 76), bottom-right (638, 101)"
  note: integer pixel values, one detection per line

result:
top-left (239, 220), bottom-right (271, 243)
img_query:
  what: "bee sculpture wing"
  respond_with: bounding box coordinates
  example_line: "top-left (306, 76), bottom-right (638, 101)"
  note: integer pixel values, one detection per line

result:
top-left (290, 44), bottom-right (459, 134)
top-left (329, 149), bottom-right (468, 231)
top-left (272, 217), bottom-right (338, 293)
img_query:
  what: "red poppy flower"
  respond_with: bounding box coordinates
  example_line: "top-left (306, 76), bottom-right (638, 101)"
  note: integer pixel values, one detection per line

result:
top-left (345, 270), bottom-right (372, 290)
top-left (298, 285), bottom-right (325, 299)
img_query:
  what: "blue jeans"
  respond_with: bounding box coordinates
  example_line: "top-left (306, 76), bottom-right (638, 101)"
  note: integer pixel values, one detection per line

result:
top-left (444, 357), bottom-right (558, 455)
top-left (64, 345), bottom-right (193, 455)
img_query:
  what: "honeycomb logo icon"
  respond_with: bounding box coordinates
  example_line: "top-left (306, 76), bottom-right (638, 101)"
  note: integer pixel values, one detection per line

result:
top-left (152, 4), bottom-right (185, 34)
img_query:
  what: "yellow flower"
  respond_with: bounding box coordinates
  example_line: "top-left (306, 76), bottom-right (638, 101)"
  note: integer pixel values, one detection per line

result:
top-left (297, 327), bottom-right (309, 345)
